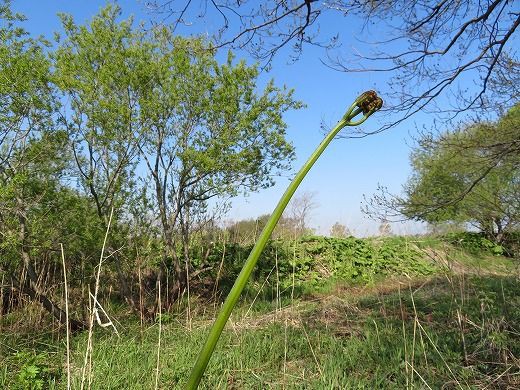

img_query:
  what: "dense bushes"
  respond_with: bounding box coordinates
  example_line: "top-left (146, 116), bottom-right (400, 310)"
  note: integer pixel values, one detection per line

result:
top-left (188, 236), bottom-right (437, 297)
top-left (444, 231), bottom-right (520, 257)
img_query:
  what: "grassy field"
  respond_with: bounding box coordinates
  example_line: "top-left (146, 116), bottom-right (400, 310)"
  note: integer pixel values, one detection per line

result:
top-left (1, 236), bottom-right (519, 389)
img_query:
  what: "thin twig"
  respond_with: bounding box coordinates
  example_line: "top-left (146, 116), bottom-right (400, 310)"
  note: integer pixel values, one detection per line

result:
top-left (81, 207), bottom-right (114, 390)
top-left (154, 279), bottom-right (162, 390)
top-left (60, 244), bottom-right (71, 390)
top-left (300, 316), bottom-right (323, 376)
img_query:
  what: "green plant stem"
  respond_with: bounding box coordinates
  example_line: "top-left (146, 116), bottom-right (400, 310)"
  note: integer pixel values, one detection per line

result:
top-left (186, 95), bottom-right (380, 389)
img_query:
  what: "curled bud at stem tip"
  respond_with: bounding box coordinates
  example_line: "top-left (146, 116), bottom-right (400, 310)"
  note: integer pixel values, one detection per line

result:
top-left (356, 90), bottom-right (383, 114)
top-left (341, 90), bottom-right (383, 126)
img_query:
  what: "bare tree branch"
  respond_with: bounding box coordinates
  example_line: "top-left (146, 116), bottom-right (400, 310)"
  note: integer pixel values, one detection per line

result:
top-left (146, 1), bottom-right (519, 120)
top-left (145, 0), bottom-right (333, 67)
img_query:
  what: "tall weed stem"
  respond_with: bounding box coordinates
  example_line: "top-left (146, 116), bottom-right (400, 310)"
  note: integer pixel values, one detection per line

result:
top-left (186, 91), bottom-right (383, 389)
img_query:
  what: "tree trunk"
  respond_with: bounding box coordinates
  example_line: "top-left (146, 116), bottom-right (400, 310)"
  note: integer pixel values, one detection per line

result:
top-left (14, 199), bottom-right (86, 331)
top-left (9, 271), bottom-right (86, 332)
top-left (111, 250), bottom-right (144, 314)
top-left (167, 243), bottom-right (186, 300)
top-left (494, 218), bottom-right (505, 243)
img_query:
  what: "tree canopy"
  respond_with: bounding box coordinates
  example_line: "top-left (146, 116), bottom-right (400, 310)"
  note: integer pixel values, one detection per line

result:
top-left (367, 104), bottom-right (520, 241)
top-left (0, 2), bottom-right (301, 321)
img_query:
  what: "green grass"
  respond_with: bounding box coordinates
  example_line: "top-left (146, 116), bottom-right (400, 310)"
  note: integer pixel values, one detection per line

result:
top-left (1, 238), bottom-right (519, 389)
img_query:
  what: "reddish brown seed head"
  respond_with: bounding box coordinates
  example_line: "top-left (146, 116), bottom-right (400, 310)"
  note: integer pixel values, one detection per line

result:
top-left (357, 90), bottom-right (383, 114)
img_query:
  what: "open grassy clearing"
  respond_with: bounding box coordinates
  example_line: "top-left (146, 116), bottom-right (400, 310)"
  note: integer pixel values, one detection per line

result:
top-left (1, 237), bottom-right (519, 389)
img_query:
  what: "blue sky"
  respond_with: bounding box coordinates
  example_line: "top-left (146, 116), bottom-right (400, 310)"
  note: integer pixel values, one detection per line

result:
top-left (12, 0), bottom-right (437, 236)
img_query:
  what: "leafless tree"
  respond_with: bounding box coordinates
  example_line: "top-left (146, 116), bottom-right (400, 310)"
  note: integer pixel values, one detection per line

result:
top-left (145, 1), bottom-right (519, 124)
top-left (144, 0), bottom-right (330, 67)
top-left (330, 221), bottom-right (350, 238)
top-left (378, 219), bottom-right (392, 237)
top-left (328, 0), bottom-right (520, 126)
top-left (288, 191), bottom-right (318, 237)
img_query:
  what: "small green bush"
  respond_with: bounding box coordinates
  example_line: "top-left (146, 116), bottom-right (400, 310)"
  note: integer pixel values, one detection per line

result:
top-left (252, 236), bottom-right (436, 290)
top-left (11, 351), bottom-right (58, 390)
top-left (445, 232), bottom-right (504, 255)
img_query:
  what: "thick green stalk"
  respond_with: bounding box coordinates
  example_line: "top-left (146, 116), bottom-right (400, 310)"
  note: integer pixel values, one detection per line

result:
top-left (186, 92), bottom-right (382, 389)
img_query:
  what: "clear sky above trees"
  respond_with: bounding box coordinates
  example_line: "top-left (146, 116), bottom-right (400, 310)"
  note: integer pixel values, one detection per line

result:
top-left (11, 0), bottom-right (519, 236)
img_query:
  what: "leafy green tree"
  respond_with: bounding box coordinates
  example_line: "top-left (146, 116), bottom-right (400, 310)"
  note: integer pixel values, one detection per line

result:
top-left (0, 2), bottom-right (88, 328)
top-left (133, 30), bottom-right (302, 294)
top-left (54, 5), bottom-right (139, 222)
top-left (1, 133), bottom-right (100, 329)
top-left (53, 6), bottom-right (150, 312)
top-left (0, 2), bottom-right (53, 170)
top-left (51, 5), bottom-right (301, 304)
top-left (370, 105), bottom-right (520, 242)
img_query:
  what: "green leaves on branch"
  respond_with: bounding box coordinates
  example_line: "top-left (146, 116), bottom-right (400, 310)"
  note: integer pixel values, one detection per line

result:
top-left (371, 104), bottom-right (520, 242)
top-left (2, 1), bottom-right (303, 309)
top-left (53, 3), bottom-right (302, 226)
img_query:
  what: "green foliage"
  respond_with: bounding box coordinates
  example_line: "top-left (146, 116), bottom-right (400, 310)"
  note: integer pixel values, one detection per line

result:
top-left (0, 129), bottom-right (105, 275)
top-left (354, 275), bottom-right (520, 388)
top-left (14, 352), bottom-right (49, 390)
top-left (3, 273), bottom-right (518, 389)
top-left (1, 1), bottom-right (302, 324)
top-left (53, 4), bottom-right (142, 220)
top-left (186, 236), bottom-right (437, 298)
top-left (502, 231), bottom-right (520, 257)
top-left (400, 105), bottom-right (520, 241)
top-left (276, 236), bottom-right (437, 287)
top-left (5, 351), bottom-right (59, 390)
top-left (51, 4), bottom-right (302, 301)
top-left (1, 0), bottom-right (58, 270)
top-left (0, 2), bottom-right (53, 133)
top-left (445, 232), bottom-right (505, 255)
